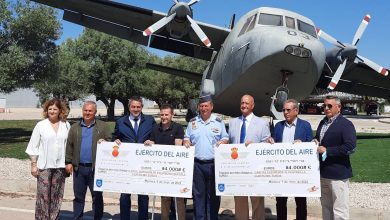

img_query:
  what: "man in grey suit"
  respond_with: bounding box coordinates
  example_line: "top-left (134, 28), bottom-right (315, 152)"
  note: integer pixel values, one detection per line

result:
top-left (228, 94), bottom-right (271, 220)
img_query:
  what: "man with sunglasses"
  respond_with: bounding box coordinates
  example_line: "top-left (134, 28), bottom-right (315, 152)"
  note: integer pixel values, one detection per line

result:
top-left (314, 95), bottom-right (356, 220)
top-left (268, 99), bottom-right (312, 220)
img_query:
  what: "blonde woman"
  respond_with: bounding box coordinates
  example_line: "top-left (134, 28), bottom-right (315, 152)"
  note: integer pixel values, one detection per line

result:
top-left (26, 98), bottom-right (70, 220)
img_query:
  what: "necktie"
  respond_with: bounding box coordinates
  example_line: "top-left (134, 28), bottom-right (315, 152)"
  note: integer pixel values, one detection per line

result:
top-left (133, 117), bottom-right (139, 135)
top-left (240, 117), bottom-right (246, 144)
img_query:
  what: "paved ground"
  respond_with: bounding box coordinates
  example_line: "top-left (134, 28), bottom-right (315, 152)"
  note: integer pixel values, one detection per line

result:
top-left (0, 192), bottom-right (316, 220)
top-left (1, 190), bottom-right (389, 220)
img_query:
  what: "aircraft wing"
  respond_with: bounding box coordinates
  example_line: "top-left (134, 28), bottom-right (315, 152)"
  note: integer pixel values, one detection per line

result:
top-left (32, 0), bottom-right (231, 61)
top-left (317, 63), bottom-right (390, 98)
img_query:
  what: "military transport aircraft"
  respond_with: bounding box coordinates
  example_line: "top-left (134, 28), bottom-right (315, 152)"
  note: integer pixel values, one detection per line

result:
top-left (32, 0), bottom-right (390, 119)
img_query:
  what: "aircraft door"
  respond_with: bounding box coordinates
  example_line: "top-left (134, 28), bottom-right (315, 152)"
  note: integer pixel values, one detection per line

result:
top-left (222, 13), bottom-right (257, 90)
top-left (224, 38), bottom-right (251, 88)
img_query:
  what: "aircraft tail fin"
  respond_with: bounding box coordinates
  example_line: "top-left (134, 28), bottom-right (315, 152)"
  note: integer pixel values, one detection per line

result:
top-left (229, 14), bottom-right (236, 29)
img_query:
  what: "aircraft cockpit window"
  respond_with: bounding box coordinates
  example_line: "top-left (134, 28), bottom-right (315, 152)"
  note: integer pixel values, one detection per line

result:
top-left (238, 14), bottom-right (257, 37)
top-left (285, 16), bottom-right (295, 29)
top-left (297, 20), bottom-right (317, 38)
top-left (258, 13), bottom-right (282, 26)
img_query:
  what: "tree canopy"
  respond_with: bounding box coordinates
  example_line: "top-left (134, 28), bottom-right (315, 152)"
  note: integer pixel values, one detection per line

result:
top-left (1, 0), bottom-right (207, 116)
top-left (33, 39), bottom-right (92, 104)
top-left (47, 28), bottom-right (207, 119)
top-left (57, 29), bottom-right (151, 119)
top-left (0, 0), bottom-right (61, 93)
top-left (142, 55), bottom-right (205, 108)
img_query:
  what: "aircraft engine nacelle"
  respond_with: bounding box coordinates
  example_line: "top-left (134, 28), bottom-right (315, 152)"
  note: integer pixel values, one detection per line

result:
top-left (166, 2), bottom-right (193, 38)
top-left (169, 2), bottom-right (193, 22)
top-left (143, 0), bottom-right (211, 48)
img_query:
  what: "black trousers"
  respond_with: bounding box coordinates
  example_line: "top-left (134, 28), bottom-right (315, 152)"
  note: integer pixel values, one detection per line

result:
top-left (276, 197), bottom-right (307, 220)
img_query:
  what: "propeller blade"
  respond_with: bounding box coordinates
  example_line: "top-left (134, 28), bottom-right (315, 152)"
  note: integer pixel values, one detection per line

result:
top-left (173, 0), bottom-right (179, 4)
top-left (352, 14), bottom-right (371, 46)
top-left (357, 55), bottom-right (389, 76)
top-left (143, 13), bottom-right (176, 36)
top-left (328, 59), bottom-right (347, 90)
top-left (188, 0), bottom-right (200, 6)
top-left (186, 15), bottom-right (211, 47)
top-left (316, 28), bottom-right (345, 48)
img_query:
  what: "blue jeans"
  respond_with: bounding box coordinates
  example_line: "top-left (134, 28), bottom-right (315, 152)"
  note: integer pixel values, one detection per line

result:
top-left (193, 161), bottom-right (220, 220)
top-left (120, 193), bottom-right (149, 220)
top-left (73, 165), bottom-right (103, 220)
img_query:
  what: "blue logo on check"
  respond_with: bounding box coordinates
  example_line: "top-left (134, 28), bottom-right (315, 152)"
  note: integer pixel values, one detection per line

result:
top-left (218, 184), bottom-right (225, 192)
top-left (96, 179), bottom-right (103, 187)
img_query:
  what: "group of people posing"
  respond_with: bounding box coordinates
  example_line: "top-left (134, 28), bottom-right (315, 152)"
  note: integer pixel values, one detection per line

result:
top-left (26, 93), bottom-right (356, 220)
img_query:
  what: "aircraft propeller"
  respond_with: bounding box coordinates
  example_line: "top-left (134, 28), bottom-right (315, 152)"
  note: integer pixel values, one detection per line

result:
top-left (317, 14), bottom-right (388, 90)
top-left (143, 0), bottom-right (211, 47)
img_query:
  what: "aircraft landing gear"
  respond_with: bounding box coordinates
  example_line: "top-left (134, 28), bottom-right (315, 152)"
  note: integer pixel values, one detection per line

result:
top-left (274, 86), bottom-right (289, 112)
top-left (185, 99), bottom-right (198, 122)
top-left (270, 70), bottom-right (291, 120)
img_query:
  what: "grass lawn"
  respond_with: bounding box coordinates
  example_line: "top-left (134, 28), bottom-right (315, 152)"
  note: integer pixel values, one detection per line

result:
top-left (0, 120), bottom-right (389, 182)
top-left (351, 133), bottom-right (390, 183)
top-left (0, 120), bottom-right (39, 159)
top-left (0, 120), bottom-right (116, 159)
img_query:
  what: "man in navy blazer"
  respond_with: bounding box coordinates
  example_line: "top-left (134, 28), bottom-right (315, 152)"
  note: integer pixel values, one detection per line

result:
top-left (113, 96), bottom-right (156, 220)
top-left (268, 99), bottom-right (312, 220)
top-left (315, 95), bottom-right (356, 220)
top-left (228, 94), bottom-right (270, 220)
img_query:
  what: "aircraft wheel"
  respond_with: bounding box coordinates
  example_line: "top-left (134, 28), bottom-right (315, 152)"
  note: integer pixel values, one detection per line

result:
top-left (274, 90), bottom-right (288, 112)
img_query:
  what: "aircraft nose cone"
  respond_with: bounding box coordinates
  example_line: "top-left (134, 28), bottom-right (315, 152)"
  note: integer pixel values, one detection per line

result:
top-left (341, 45), bottom-right (358, 61)
top-left (169, 3), bottom-right (192, 22)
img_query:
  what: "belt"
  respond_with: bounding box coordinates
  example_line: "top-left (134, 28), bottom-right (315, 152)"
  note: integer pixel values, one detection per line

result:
top-left (79, 163), bottom-right (92, 167)
top-left (194, 158), bottom-right (214, 164)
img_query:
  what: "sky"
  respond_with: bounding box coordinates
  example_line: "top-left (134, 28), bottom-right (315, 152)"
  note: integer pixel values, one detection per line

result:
top-left (57, 0), bottom-right (390, 68)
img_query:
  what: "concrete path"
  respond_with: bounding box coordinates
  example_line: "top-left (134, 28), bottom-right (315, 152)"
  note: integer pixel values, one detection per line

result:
top-left (1, 180), bottom-right (389, 220)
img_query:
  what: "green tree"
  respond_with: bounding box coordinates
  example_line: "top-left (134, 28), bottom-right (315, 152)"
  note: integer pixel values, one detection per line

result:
top-left (142, 55), bottom-right (206, 107)
top-left (75, 29), bottom-right (150, 120)
top-left (0, 0), bottom-right (61, 93)
top-left (33, 39), bottom-right (92, 105)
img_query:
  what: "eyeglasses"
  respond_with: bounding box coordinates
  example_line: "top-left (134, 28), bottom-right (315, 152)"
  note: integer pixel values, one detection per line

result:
top-left (282, 108), bottom-right (292, 112)
top-left (323, 104), bottom-right (333, 109)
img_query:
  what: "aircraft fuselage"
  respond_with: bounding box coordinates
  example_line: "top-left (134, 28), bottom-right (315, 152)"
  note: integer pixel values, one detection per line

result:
top-left (202, 7), bottom-right (326, 116)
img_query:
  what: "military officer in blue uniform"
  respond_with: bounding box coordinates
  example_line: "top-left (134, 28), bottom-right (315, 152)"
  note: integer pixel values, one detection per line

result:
top-left (184, 93), bottom-right (228, 220)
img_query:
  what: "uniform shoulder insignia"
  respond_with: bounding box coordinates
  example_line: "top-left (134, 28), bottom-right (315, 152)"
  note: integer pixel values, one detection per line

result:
top-left (215, 117), bottom-right (222, 122)
top-left (190, 117), bottom-right (196, 122)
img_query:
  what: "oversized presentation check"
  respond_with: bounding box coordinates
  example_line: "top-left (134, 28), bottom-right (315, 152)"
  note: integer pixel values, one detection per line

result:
top-left (94, 142), bottom-right (194, 198)
top-left (215, 142), bottom-right (320, 197)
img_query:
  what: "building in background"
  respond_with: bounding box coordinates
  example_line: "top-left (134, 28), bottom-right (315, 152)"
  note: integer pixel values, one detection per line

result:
top-left (0, 98), bottom-right (6, 113)
top-left (0, 89), bottom-right (156, 109)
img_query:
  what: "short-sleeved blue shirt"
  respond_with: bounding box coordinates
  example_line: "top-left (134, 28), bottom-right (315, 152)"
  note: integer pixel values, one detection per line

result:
top-left (184, 114), bottom-right (228, 160)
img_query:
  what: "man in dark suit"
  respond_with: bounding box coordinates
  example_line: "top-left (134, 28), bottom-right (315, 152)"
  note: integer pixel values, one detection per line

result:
top-left (228, 94), bottom-right (270, 220)
top-left (315, 95), bottom-right (356, 220)
top-left (113, 96), bottom-right (156, 220)
top-left (268, 99), bottom-right (312, 220)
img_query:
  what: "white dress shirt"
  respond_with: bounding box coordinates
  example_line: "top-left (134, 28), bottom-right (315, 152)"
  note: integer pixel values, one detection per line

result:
top-left (240, 112), bottom-right (254, 132)
top-left (129, 114), bottom-right (141, 129)
top-left (25, 119), bottom-right (70, 169)
top-left (282, 118), bottom-right (297, 143)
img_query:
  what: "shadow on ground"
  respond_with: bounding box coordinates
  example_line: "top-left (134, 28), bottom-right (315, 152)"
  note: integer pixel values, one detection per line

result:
top-left (59, 208), bottom-right (277, 220)
top-left (0, 128), bottom-right (31, 143)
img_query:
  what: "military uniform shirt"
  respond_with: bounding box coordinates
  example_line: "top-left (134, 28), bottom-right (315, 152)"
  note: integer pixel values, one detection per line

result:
top-left (184, 114), bottom-right (228, 160)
